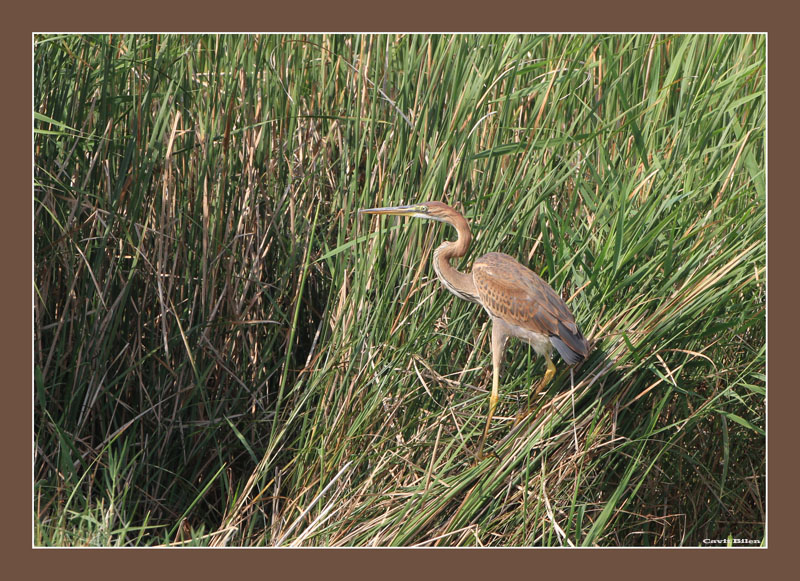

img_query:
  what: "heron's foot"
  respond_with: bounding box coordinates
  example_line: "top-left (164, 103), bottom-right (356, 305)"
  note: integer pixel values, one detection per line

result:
top-left (514, 395), bottom-right (540, 425)
top-left (473, 448), bottom-right (501, 466)
top-left (473, 435), bottom-right (501, 464)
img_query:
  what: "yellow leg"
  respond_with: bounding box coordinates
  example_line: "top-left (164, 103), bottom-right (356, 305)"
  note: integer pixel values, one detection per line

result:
top-left (476, 365), bottom-right (499, 461)
top-left (476, 323), bottom-right (505, 461)
top-left (531, 352), bottom-right (556, 403)
top-left (515, 352), bottom-right (556, 424)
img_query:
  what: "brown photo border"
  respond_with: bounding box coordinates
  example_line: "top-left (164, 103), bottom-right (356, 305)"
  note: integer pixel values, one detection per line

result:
top-left (16, 2), bottom-right (790, 578)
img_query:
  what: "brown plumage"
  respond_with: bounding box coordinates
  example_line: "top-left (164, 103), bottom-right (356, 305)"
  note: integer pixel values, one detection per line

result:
top-left (360, 201), bottom-right (589, 459)
top-left (473, 253), bottom-right (588, 365)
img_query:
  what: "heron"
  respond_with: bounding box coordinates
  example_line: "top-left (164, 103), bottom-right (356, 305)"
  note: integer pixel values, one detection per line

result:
top-left (360, 201), bottom-right (589, 459)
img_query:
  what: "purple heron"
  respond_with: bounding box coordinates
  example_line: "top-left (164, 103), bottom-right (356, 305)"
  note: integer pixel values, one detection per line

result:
top-left (360, 201), bottom-right (589, 459)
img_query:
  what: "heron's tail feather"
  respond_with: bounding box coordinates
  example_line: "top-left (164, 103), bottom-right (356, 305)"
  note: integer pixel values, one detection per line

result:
top-left (550, 322), bottom-right (589, 365)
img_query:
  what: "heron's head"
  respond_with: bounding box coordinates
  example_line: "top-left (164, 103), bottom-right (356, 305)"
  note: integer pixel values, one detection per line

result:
top-left (359, 201), bottom-right (460, 224)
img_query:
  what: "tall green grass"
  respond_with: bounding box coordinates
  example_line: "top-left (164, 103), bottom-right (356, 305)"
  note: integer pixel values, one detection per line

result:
top-left (34, 34), bottom-right (765, 546)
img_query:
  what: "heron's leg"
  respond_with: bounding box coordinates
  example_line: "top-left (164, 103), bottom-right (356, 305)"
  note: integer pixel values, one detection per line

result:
top-left (531, 352), bottom-right (557, 403)
top-left (476, 323), bottom-right (505, 460)
top-left (515, 352), bottom-right (557, 424)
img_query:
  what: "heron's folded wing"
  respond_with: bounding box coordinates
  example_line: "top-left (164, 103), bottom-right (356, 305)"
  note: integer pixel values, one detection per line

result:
top-left (473, 253), bottom-right (588, 361)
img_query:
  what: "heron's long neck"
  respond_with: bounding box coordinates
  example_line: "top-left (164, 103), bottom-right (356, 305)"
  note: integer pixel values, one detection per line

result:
top-left (432, 217), bottom-right (480, 303)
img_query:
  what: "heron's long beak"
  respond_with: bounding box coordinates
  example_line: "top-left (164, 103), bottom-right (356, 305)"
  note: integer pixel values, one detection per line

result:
top-left (358, 204), bottom-right (426, 217)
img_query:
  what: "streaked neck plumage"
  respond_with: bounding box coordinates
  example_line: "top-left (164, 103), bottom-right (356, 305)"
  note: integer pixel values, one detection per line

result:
top-left (431, 212), bottom-right (480, 303)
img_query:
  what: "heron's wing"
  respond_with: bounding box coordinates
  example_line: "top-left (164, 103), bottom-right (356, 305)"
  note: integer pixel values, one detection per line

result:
top-left (472, 252), bottom-right (588, 363)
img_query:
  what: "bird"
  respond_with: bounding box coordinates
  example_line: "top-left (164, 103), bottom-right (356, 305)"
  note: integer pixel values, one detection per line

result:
top-left (360, 201), bottom-right (589, 460)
